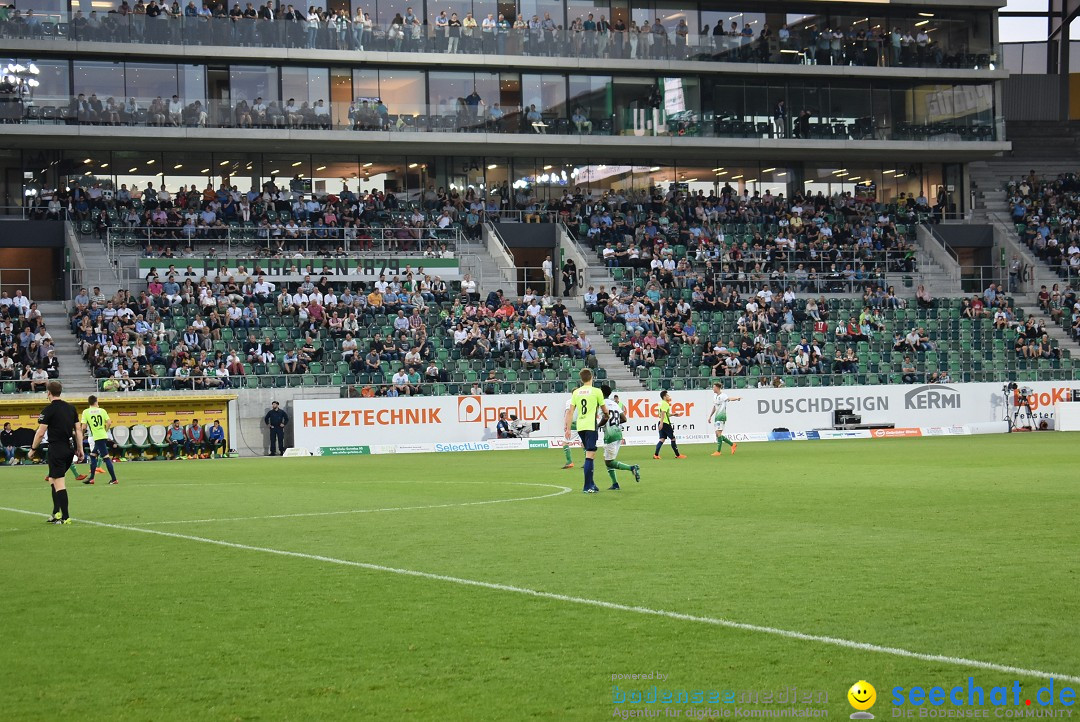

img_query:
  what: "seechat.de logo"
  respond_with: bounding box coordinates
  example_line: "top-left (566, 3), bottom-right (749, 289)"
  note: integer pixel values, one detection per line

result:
top-left (457, 395), bottom-right (482, 423)
top-left (849, 681), bottom-right (877, 720)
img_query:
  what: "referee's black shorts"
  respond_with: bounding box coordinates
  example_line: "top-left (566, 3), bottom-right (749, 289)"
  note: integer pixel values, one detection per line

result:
top-left (658, 423), bottom-right (675, 440)
top-left (48, 449), bottom-right (74, 479)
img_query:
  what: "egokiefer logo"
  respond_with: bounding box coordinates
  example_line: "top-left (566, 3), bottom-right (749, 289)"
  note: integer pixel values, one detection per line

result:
top-left (456, 396), bottom-right (550, 425)
top-left (1016, 387), bottom-right (1075, 412)
top-left (849, 681), bottom-right (877, 720)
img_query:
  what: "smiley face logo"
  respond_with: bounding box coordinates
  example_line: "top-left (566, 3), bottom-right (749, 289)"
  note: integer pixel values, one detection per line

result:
top-left (848, 681), bottom-right (877, 712)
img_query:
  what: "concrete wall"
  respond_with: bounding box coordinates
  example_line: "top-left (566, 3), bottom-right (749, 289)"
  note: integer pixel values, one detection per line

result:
top-left (232, 386), bottom-right (340, 456)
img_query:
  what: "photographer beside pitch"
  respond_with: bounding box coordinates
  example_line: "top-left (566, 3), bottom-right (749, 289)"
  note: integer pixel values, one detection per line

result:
top-left (30, 381), bottom-right (84, 524)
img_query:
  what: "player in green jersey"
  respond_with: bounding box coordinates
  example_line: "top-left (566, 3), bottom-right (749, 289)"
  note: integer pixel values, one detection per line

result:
top-left (562, 397), bottom-right (577, 469)
top-left (710, 381), bottom-right (742, 456)
top-left (600, 386), bottom-right (640, 490)
top-left (564, 368), bottom-right (608, 493)
top-left (80, 395), bottom-right (118, 484)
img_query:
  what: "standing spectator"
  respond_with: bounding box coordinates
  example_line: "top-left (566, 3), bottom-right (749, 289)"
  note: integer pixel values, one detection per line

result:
top-left (542, 254), bottom-right (553, 296)
top-left (263, 400), bottom-right (289, 456)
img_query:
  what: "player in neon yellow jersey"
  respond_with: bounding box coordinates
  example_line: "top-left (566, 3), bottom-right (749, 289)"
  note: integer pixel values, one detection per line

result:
top-left (80, 395), bottom-right (118, 485)
top-left (564, 368), bottom-right (608, 493)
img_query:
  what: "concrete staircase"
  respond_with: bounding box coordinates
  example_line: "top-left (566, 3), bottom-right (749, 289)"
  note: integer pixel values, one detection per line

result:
top-left (457, 238), bottom-right (508, 291)
top-left (38, 301), bottom-right (99, 395)
top-left (573, 313), bottom-right (645, 391)
top-left (68, 223), bottom-right (125, 296)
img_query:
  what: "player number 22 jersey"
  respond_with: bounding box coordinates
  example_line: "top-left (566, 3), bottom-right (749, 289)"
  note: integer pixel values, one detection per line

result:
top-left (603, 399), bottom-right (625, 443)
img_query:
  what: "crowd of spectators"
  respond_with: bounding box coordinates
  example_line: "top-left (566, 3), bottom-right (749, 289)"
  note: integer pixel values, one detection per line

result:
top-left (68, 267), bottom-right (464, 392)
top-left (591, 280), bottom-right (919, 378)
top-left (0, 4), bottom-right (983, 68)
top-left (0, 290), bottom-right (59, 392)
top-left (1008, 171), bottom-right (1080, 284)
top-left (572, 183), bottom-right (930, 293)
top-left (25, 178), bottom-right (472, 252)
top-left (443, 286), bottom-right (594, 383)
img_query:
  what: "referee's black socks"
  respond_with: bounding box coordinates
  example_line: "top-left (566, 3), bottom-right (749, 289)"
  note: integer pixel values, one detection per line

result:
top-left (50, 485), bottom-right (59, 515)
top-left (56, 489), bottom-right (69, 520)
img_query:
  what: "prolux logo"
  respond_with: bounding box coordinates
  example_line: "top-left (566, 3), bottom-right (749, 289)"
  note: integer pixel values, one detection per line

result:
top-left (903, 385), bottom-right (960, 410)
top-left (457, 396), bottom-right (549, 424)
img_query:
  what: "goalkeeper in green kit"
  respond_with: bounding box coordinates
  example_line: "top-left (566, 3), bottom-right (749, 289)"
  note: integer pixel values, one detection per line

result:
top-left (600, 385), bottom-right (640, 490)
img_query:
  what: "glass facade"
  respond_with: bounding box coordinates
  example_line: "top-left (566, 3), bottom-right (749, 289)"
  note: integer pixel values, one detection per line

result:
top-left (27, 149), bottom-right (944, 211)
top-left (0, 2), bottom-right (997, 69)
top-left (4, 57), bottom-right (999, 141)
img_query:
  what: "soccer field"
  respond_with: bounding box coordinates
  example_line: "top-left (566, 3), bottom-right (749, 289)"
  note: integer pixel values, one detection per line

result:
top-left (2, 435), bottom-right (1078, 721)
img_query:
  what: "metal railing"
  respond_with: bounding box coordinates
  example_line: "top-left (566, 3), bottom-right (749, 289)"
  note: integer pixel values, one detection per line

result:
top-left (0, 377), bottom-right (79, 395)
top-left (0, 268), bottom-right (32, 298)
top-left (6, 97), bottom-right (1001, 142)
top-left (0, 15), bottom-right (1000, 70)
top-left (103, 226), bottom-right (463, 261)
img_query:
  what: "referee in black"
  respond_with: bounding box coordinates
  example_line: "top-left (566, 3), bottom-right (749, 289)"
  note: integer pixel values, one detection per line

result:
top-left (30, 381), bottom-right (84, 525)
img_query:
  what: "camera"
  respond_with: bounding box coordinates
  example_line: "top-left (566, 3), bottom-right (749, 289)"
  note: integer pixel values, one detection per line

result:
top-left (506, 414), bottom-right (538, 438)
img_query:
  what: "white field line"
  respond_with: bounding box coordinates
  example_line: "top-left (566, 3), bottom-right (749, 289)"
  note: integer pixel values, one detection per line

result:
top-left (1, 505), bottom-right (1077, 684)
top-left (137, 482), bottom-right (573, 525)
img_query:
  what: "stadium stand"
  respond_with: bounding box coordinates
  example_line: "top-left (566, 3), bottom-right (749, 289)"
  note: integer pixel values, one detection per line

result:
top-left (1003, 172), bottom-right (1080, 343)
top-left (68, 274), bottom-right (608, 395)
top-left (590, 280), bottom-right (1073, 389)
top-left (568, 184), bottom-right (927, 287)
top-left (26, 181), bottom-right (470, 253)
top-left (0, 291), bottom-right (64, 394)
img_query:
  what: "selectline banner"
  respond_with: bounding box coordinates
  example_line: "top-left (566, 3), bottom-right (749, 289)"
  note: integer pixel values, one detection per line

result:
top-left (293, 381), bottom-right (1077, 452)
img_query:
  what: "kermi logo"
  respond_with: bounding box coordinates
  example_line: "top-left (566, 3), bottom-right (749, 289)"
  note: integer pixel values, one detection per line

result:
top-left (904, 385), bottom-right (961, 410)
top-left (456, 396), bottom-right (549, 425)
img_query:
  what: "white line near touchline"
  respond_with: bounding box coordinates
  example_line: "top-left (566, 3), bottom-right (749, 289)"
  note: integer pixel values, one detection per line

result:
top-left (1, 504), bottom-right (1076, 685)
top-left (137, 482), bottom-right (573, 525)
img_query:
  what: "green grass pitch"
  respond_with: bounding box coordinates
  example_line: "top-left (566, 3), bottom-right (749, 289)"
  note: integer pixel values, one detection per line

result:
top-left (2, 434), bottom-right (1077, 721)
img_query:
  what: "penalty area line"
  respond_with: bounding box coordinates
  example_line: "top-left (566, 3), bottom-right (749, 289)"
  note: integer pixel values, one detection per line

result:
top-left (136, 483), bottom-right (573, 525)
top-left (0, 504), bottom-right (1077, 685)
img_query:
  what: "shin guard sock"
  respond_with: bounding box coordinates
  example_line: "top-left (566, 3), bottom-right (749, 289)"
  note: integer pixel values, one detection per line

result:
top-left (56, 489), bottom-right (69, 520)
top-left (583, 457), bottom-right (594, 489)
